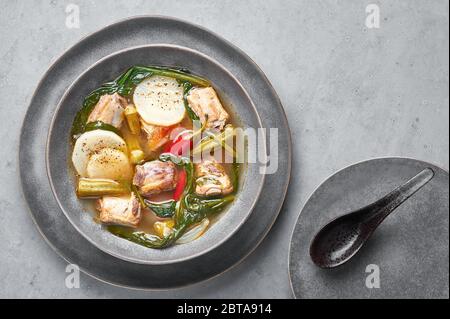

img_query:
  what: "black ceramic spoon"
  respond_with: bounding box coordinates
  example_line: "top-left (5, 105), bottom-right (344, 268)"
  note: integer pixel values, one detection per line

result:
top-left (310, 167), bottom-right (435, 269)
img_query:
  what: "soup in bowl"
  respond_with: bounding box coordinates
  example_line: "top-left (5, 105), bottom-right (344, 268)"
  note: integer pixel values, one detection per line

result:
top-left (47, 45), bottom-right (265, 264)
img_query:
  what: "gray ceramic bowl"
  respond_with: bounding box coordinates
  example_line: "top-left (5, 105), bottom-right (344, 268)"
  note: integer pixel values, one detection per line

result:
top-left (47, 44), bottom-right (265, 265)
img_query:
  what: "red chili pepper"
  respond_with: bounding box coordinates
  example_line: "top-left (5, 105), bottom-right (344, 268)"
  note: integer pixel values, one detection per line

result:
top-left (173, 169), bottom-right (187, 201)
top-left (163, 132), bottom-right (192, 156)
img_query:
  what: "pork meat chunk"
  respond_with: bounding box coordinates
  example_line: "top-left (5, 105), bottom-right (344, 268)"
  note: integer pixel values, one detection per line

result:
top-left (96, 193), bottom-right (141, 227)
top-left (87, 93), bottom-right (128, 128)
top-left (187, 87), bottom-right (229, 130)
top-left (195, 159), bottom-right (233, 197)
top-left (133, 160), bottom-right (178, 197)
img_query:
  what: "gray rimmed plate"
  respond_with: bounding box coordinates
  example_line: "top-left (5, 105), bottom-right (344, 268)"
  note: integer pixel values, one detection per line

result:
top-left (20, 16), bottom-right (291, 289)
top-left (289, 157), bottom-right (449, 299)
top-left (46, 44), bottom-right (266, 265)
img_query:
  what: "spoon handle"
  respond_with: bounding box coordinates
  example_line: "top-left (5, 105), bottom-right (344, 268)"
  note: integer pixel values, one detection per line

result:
top-left (369, 168), bottom-right (435, 222)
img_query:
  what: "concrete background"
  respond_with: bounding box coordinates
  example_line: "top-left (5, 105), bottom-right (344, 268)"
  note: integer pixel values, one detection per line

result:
top-left (0, 0), bottom-right (448, 298)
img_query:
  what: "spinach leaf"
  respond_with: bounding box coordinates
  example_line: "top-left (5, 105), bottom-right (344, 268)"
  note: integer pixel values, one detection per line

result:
top-left (179, 80), bottom-right (200, 121)
top-left (183, 194), bottom-right (235, 216)
top-left (107, 224), bottom-right (188, 249)
top-left (144, 200), bottom-right (176, 218)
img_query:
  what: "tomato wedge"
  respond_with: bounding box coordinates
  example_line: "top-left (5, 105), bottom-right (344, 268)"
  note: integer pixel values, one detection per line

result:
top-left (163, 131), bottom-right (192, 156)
top-left (173, 169), bottom-right (187, 201)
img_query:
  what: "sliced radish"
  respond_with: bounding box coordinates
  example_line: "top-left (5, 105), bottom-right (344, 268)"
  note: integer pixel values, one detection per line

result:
top-left (133, 75), bottom-right (186, 126)
top-left (86, 148), bottom-right (132, 180)
top-left (72, 130), bottom-right (127, 177)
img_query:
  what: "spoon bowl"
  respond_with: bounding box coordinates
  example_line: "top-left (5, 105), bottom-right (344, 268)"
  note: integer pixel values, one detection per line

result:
top-left (310, 167), bottom-right (435, 269)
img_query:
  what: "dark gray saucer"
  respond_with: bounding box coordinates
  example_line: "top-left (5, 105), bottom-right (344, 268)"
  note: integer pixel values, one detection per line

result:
top-left (289, 157), bottom-right (449, 299)
top-left (20, 16), bottom-right (291, 289)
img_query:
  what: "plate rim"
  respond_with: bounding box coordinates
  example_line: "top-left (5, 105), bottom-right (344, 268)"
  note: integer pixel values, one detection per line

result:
top-left (19, 15), bottom-right (292, 290)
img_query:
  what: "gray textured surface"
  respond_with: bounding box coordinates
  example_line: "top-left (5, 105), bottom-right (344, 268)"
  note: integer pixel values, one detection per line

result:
top-left (0, 0), bottom-right (448, 298)
top-left (290, 158), bottom-right (449, 299)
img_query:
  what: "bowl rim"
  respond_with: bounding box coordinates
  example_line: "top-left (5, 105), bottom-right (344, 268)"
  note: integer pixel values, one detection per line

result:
top-left (45, 43), bottom-right (267, 265)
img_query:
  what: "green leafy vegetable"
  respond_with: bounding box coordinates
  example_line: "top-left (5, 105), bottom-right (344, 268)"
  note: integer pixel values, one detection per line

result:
top-left (71, 66), bottom-right (209, 140)
top-left (144, 200), bottom-right (177, 218)
top-left (183, 194), bottom-right (235, 216)
top-left (179, 80), bottom-right (199, 121)
top-left (107, 224), bottom-right (188, 249)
